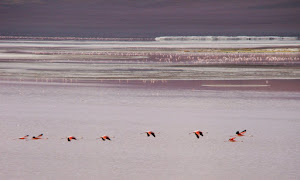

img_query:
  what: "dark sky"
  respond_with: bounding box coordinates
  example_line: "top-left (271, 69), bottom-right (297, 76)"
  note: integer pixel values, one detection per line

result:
top-left (0, 0), bottom-right (299, 37)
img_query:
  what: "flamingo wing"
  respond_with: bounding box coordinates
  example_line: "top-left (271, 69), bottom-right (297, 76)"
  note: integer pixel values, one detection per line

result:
top-left (106, 137), bottom-right (111, 140)
top-left (199, 132), bottom-right (203, 136)
top-left (151, 132), bottom-right (156, 137)
top-left (195, 133), bottom-right (199, 139)
top-left (147, 133), bottom-right (150, 137)
top-left (241, 130), bottom-right (247, 134)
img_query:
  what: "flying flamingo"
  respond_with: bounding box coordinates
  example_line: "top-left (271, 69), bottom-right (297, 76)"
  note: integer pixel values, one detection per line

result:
top-left (97, 136), bottom-right (113, 141)
top-left (32, 134), bottom-right (44, 140)
top-left (67, 136), bottom-right (77, 141)
top-left (228, 137), bottom-right (236, 142)
top-left (236, 130), bottom-right (246, 136)
top-left (190, 130), bottom-right (204, 139)
top-left (227, 137), bottom-right (244, 142)
top-left (19, 135), bottom-right (29, 140)
top-left (143, 131), bottom-right (156, 137)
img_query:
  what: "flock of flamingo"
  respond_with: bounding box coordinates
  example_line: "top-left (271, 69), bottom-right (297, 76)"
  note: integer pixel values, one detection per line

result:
top-left (19, 49), bottom-right (300, 65)
top-left (17, 130), bottom-right (248, 142)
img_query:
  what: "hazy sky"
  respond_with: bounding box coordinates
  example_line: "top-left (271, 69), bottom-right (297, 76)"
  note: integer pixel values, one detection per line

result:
top-left (0, 0), bottom-right (299, 37)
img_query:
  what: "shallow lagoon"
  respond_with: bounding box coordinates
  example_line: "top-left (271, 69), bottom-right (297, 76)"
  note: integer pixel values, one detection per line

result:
top-left (0, 38), bottom-right (300, 179)
top-left (0, 81), bottom-right (300, 179)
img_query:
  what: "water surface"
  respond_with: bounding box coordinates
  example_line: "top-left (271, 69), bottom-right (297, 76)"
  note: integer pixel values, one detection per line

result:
top-left (0, 81), bottom-right (299, 180)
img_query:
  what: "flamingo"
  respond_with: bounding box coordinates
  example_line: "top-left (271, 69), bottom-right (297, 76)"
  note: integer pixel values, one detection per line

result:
top-left (189, 130), bottom-right (206, 139)
top-left (67, 136), bottom-right (77, 141)
top-left (32, 134), bottom-right (43, 140)
top-left (19, 135), bottom-right (29, 139)
top-left (236, 130), bottom-right (246, 136)
top-left (227, 137), bottom-right (244, 142)
top-left (228, 137), bottom-right (236, 142)
top-left (143, 131), bottom-right (156, 137)
top-left (97, 136), bottom-right (111, 141)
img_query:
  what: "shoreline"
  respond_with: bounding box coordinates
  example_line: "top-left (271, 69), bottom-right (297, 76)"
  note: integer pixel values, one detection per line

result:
top-left (1, 39), bottom-right (299, 91)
